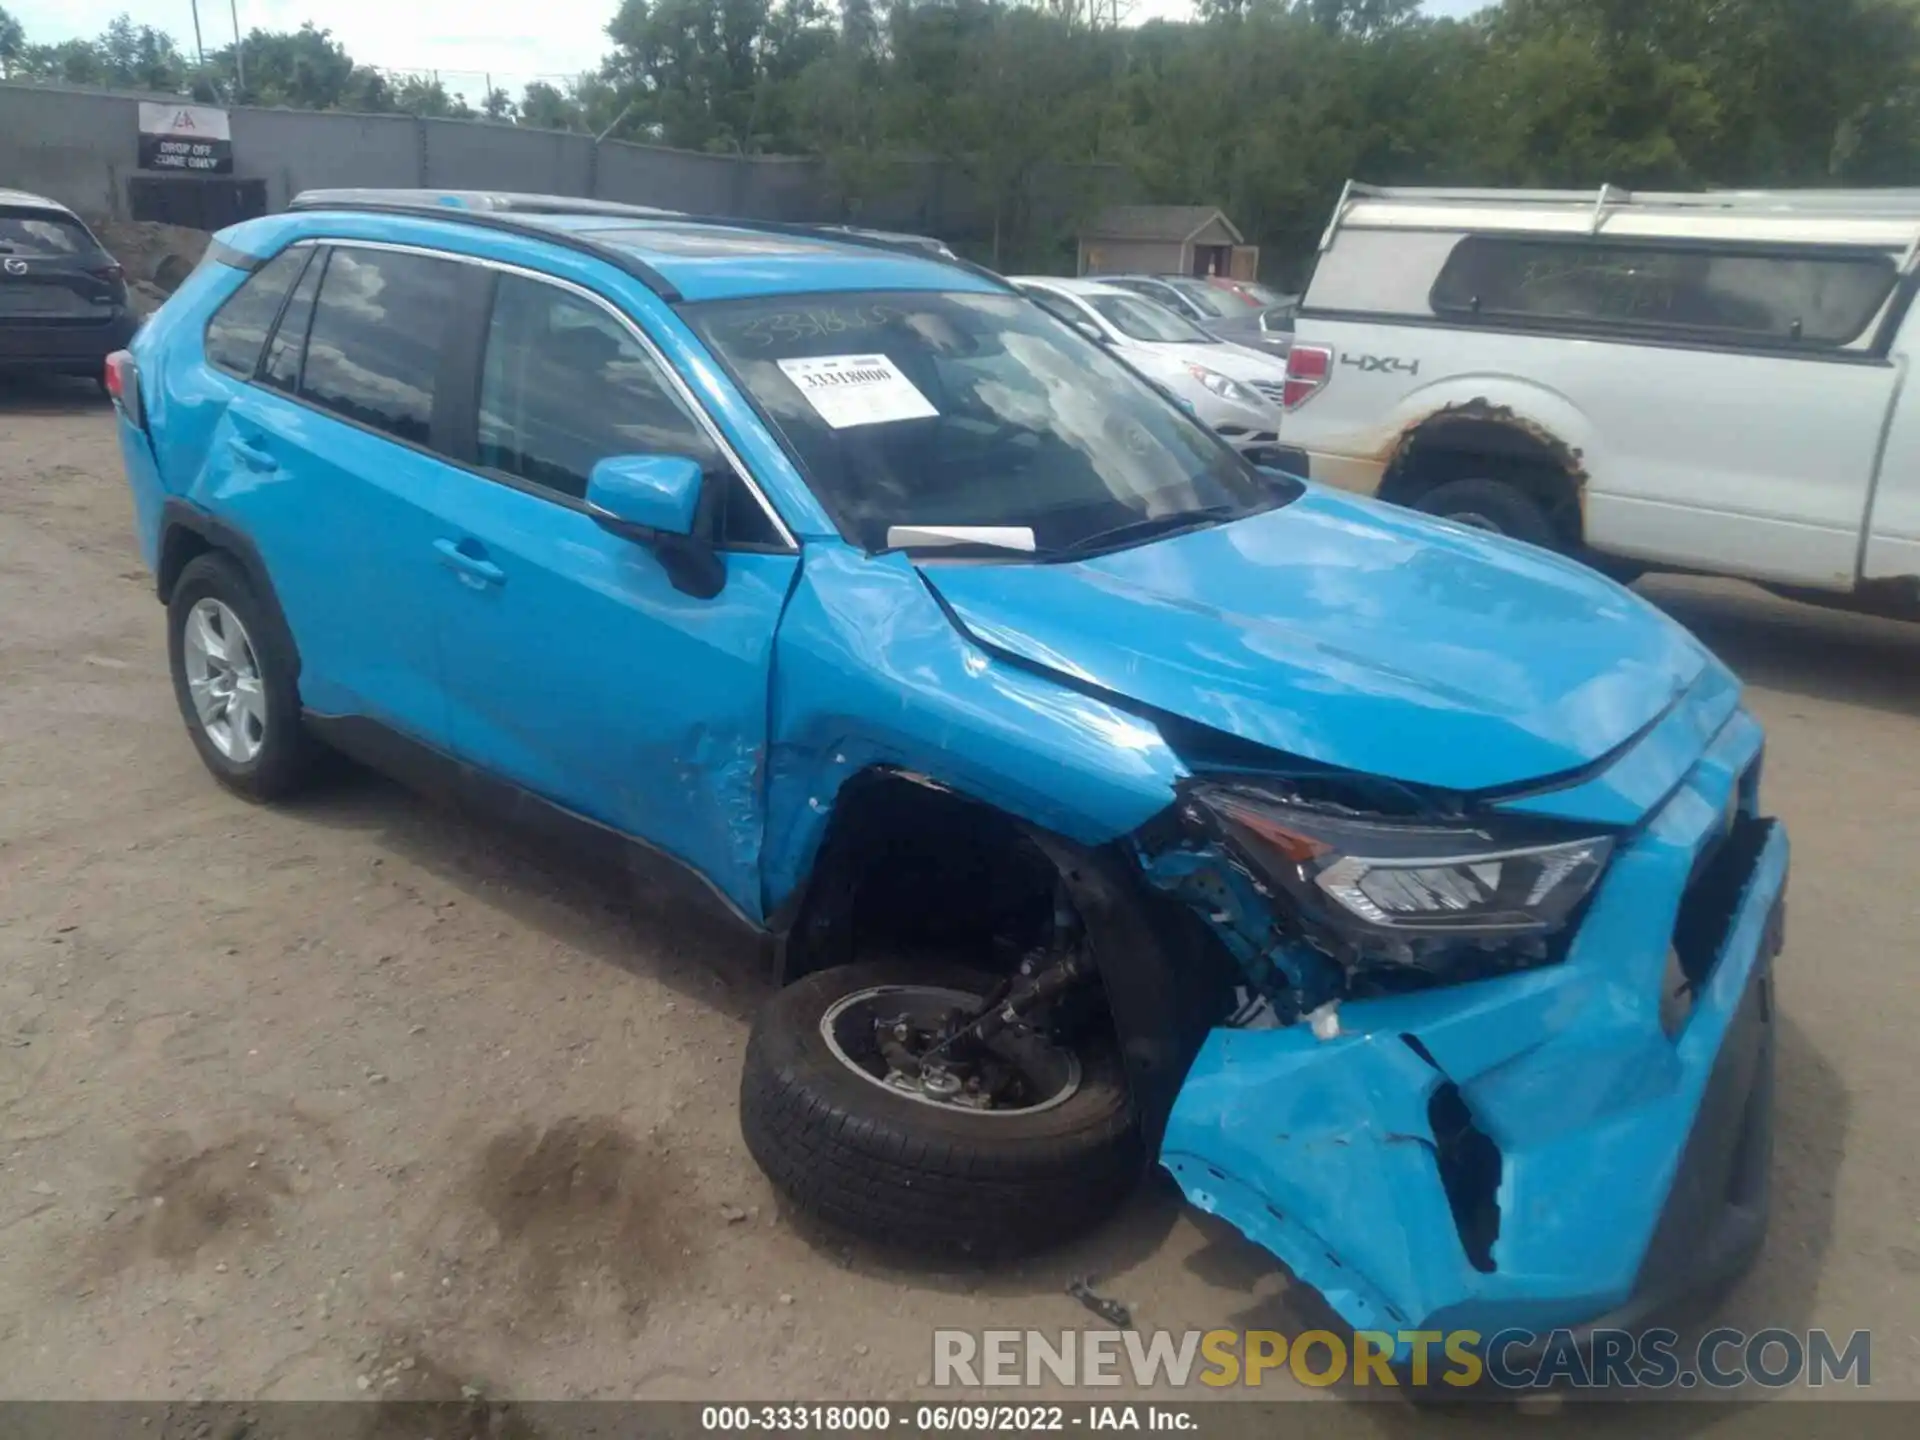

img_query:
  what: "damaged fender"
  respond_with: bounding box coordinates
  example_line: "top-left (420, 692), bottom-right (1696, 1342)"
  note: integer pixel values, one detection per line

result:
top-left (760, 544), bottom-right (1189, 918)
top-left (1161, 710), bottom-right (1786, 1357)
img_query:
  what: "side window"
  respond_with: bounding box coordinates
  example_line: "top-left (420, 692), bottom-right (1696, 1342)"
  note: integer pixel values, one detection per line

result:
top-left (1431, 236), bottom-right (1898, 348)
top-left (301, 247), bottom-right (463, 446)
top-left (203, 247), bottom-right (308, 378)
top-left (260, 249), bottom-right (324, 392)
top-left (477, 274), bottom-right (723, 502)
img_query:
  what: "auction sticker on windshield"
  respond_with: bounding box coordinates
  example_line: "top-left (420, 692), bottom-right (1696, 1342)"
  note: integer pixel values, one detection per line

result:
top-left (777, 354), bottom-right (938, 429)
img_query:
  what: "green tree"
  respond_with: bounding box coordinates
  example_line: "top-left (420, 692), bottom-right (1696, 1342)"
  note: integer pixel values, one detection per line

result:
top-left (0, 5), bottom-right (25, 78)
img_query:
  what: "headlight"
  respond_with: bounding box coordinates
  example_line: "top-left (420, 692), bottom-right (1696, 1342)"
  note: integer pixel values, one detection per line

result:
top-left (1188, 782), bottom-right (1613, 939)
top-left (1186, 364), bottom-right (1259, 407)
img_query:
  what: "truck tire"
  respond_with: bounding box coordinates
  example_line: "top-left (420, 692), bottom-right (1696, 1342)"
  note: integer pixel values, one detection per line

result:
top-left (1415, 478), bottom-right (1558, 549)
top-left (167, 551), bottom-right (318, 802)
top-left (740, 958), bottom-right (1143, 1260)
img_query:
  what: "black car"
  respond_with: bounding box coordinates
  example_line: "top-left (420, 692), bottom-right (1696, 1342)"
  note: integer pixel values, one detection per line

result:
top-left (0, 190), bottom-right (137, 383)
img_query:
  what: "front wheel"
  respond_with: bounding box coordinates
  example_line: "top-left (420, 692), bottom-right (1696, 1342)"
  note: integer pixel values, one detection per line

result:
top-left (740, 958), bottom-right (1142, 1259)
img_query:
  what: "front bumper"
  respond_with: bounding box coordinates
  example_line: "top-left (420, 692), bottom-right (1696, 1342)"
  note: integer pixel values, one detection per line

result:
top-left (1160, 709), bottom-right (1785, 1360)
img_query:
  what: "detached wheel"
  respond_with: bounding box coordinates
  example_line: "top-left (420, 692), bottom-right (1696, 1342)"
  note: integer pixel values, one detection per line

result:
top-left (1415, 477), bottom-right (1559, 548)
top-left (167, 551), bottom-right (315, 801)
top-left (741, 959), bottom-right (1142, 1259)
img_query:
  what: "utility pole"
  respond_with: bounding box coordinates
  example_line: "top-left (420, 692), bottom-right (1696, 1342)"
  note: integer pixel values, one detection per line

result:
top-left (229, 0), bottom-right (245, 99)
top-left (189, 0), bottom-right (206, 68)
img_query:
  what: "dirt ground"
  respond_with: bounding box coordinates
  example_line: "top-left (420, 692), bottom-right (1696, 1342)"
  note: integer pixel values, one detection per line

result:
top-left (0, 373), bottom-right (1915, 1414)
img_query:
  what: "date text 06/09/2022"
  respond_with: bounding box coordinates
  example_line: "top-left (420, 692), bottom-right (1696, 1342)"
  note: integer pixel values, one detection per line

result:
top-left (700, 1405), bottom-right (1198, 1432)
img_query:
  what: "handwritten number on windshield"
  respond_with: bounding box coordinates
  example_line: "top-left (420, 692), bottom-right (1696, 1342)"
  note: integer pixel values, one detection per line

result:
top-left (736, 305), bottom-right (903, 348)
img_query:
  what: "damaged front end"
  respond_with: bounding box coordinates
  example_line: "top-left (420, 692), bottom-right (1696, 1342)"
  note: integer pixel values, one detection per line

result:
top-left (1140, 697), bottom-right (1787, 1357)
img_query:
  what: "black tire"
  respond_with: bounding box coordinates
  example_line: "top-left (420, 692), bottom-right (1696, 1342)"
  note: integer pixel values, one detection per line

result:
top-left (167, 551), bottom-right (316, 801)
top-left (741, 958), bottom-right (1143, 1260)
top-left (1414, 477), bottom-right (1559, 549)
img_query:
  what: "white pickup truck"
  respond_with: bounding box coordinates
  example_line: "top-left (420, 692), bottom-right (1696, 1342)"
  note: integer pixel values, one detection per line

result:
top-left (1277, 183), bottom-right (1920, 616)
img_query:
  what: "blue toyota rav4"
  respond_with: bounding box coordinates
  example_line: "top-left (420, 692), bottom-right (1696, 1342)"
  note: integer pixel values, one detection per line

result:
top-left (111, 191), bottom-right (1787, 1362)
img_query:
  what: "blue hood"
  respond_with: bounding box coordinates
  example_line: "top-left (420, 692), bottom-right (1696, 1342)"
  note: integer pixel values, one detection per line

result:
top-left (918, 488), bottom-right (1709, 794)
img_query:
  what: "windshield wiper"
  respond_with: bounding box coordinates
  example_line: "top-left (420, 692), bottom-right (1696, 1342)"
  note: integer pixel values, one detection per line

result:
top-left (1045, 504), bottom-right (1243, 561)
top-left (884, 524), bottom-right (1037, 554)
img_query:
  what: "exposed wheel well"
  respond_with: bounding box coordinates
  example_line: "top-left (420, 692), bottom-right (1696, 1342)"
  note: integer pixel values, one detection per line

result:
top-left (778, 772), bottom-right (1061, 984)
top-left (1377, 414), bottom-right (1585, 547)
top-left (154, 506), bottom-right (303, 680)
top-left (156, 523), bottom-right (214, 604)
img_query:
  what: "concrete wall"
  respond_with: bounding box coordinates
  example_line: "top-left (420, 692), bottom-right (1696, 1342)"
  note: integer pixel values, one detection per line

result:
top-left (233, 108), bottom-right (422, 213)
top-left (0, 84), bottom-right (141, 216)
top-left (0, 80), bottom-right (1134, 258)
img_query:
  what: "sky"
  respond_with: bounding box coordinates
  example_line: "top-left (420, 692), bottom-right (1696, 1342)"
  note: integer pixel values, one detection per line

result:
top-left (5, 1), bottom-right (1491, 101)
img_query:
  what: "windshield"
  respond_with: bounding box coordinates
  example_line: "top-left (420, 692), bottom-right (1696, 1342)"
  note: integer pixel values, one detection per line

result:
top-left (1084, 293), bottom-right (1217, 344)
top-left (687, 289), bottom-right (1294, 554)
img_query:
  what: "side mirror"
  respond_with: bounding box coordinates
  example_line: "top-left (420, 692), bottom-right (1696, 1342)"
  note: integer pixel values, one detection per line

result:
top-left (587, 453), bottom-right (704, 538)
top-left (585, 453), bottom-right (725, 600)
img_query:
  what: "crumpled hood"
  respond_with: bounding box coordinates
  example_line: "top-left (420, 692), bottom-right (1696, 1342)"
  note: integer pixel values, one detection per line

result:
top-left (919, 487), bottom-right (1710, 794)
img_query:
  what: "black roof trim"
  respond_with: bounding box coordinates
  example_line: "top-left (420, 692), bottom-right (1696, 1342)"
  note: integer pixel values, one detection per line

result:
top-left (284, 194), bottom-right (1010, 297)
top-left (206, 238), bottom-right (264, 273)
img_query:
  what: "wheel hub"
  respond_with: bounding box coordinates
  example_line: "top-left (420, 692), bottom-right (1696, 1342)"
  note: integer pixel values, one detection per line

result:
top-left (182, 598), bottom-right (267, 763)
top-left (821, 984), bottom-right (1083, 1116)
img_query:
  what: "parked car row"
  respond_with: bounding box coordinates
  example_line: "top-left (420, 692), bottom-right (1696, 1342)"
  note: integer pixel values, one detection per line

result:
top-left (1013, 275), bottom-right (1292, 460)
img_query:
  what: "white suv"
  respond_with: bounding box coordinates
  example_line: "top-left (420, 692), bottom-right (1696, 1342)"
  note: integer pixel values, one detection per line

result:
top-left (1279, 183), bottom-right (1920, 614)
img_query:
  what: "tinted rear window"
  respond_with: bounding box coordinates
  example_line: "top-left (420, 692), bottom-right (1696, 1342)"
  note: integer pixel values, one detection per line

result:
top-left (300, 247), bottom-right (463, 446)
top-left (1431, 236), bottom-right (1897, 348)
top-left (0, 210), bottom-right (93, 256)
top-left (203, 247), bottom-right (309, 378)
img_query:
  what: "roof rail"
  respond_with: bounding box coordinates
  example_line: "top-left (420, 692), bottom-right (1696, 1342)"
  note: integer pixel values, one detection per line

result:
top-left (289, 188), bottom-right (685, 220)
top-left (286, 188), bottom-right (1006, 295)
top-left (1333, 181), bottom-right (1920, 210)
top-left (285, 192), bottom-right (687, 300)
top-left (1318, 178), bottom-right (1920, 257)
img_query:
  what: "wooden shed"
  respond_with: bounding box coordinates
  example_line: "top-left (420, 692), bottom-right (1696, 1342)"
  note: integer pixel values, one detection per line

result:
top-left (1077, 205), bottom-right (1258, 280)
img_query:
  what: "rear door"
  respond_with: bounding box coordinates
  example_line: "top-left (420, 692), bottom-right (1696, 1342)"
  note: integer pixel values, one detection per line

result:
top-left (427, 268), bottom-right (798, 920)
top-left (206, 241), bottom-right (477, 743)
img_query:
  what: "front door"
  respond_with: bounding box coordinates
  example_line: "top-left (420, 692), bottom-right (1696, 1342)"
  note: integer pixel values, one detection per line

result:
top-left (429, 270), bottom-right (798, 920)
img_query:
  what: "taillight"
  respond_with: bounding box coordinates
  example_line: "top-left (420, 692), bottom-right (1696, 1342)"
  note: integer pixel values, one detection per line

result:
top-left (1283, 343), bottom-right (1333, 409)
top-left (105, 350), bottom-right (144, 427)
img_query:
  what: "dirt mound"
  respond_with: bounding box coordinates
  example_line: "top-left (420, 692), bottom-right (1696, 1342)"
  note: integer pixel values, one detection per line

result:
top-left (83, 217), bottom-right (212, 310)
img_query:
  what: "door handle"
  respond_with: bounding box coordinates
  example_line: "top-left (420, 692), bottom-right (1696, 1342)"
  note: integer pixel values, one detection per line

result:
top-left (433, 537), bottom-right (506, 588)
top-left (226, 435), bottom-right (277, 472)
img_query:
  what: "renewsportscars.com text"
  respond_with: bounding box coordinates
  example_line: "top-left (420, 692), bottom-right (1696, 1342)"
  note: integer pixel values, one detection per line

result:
top-left (932, 1327), bottom-right (1872, 1390)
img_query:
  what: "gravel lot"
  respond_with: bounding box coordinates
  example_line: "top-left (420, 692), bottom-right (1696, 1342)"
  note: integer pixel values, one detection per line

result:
top-left (1, 374), bottom-right (1915, 1411)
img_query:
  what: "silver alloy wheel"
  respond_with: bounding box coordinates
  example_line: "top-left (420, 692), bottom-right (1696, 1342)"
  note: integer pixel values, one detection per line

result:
top-left (820, 985), bottom-right (1083, 1116)
top-left (182, 598), bottom-right (267, 763)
